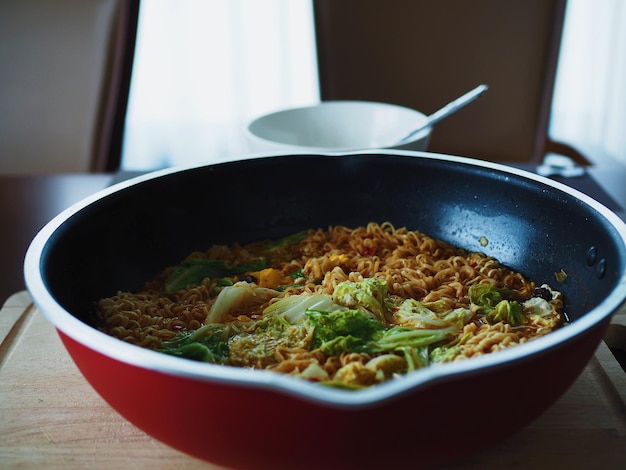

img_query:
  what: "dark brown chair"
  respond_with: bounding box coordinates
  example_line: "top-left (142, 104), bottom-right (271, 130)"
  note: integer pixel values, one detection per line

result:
top-left (313, 0), bottom-right (590, 165)
top-left (0, 0), bottom-right (139, 173)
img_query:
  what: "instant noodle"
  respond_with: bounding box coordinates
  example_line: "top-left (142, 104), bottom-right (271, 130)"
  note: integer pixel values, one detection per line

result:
top-left (96, 222), bottom-right (565, 388)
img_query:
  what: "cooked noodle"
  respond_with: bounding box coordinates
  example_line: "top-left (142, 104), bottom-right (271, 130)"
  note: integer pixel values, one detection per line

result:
top-left (96, 222), bottom-right (565, 388)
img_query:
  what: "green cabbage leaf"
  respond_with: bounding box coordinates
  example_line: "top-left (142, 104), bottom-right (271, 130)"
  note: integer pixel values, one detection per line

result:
top-left (262, 293), bottom-right (343, 324)
top-left (158, 323), bottom-right (230, 363)
top-left (306, 309), bottom-right (385, 355)
top-left (332, 278), bottom-right (389, 324)
top-left (469, 284), bottom-right (525, 326)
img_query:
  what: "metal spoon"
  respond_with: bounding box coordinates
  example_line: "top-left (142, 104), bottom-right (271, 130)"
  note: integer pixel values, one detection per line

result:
top-left (395, 84), bottom-right (489, 145)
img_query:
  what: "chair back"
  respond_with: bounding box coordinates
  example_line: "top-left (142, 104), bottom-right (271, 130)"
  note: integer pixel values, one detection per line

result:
top-left (313, 0), bottom-right (566, 163)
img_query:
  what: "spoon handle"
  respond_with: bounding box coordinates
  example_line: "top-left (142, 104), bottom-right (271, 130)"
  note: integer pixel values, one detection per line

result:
top-left (427, 84), bottom-right (488, 127)
top-left (397, 84), bottom-right (489, 144)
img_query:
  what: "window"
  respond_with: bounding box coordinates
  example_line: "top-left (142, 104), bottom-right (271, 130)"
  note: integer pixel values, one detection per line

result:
top-left (122, 0), bottom-right (319, 170)
top-left (550, 0), bottom-right (626, 165)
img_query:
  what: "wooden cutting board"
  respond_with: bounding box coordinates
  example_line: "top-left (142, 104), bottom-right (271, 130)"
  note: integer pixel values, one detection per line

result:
top-left (2, 291), bottom-right (626, 469)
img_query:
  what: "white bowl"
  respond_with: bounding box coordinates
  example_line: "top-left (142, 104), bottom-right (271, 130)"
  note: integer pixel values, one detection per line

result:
top-left (246, 100), bottom-right (431, 153)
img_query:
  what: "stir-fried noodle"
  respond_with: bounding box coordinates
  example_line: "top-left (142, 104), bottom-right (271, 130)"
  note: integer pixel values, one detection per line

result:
top-left (96, 223), bottom-right (565, 388)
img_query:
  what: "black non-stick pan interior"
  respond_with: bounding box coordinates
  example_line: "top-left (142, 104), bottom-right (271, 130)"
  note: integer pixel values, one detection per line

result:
top-left (41, 153), bottom-right (626, 323)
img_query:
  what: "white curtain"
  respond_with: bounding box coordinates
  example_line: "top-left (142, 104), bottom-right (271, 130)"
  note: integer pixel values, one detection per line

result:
top-left (121, 0), bottom-right (319, 170)
top-left (550, 0), bottom-right (626, 164)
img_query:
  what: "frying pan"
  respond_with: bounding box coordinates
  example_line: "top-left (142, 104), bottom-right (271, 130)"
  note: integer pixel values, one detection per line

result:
top-left (24, 151), bottom-right (626, 469)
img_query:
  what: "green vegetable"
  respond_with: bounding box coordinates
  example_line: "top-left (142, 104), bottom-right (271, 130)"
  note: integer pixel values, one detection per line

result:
top-left (469, 283), bottom-right (504, 309)
top-left (307, 309), bottom-right (386, 355)
top-left (215, 278), bottom-right (234, 287)
top-left (164, 258), bottom-right (267, 294)
top-left (160, 342), bottom-right (220, 362)
top-left (306, 307), bottom-right (455, 357)
top-left (419, 299), bottom-right (450, 314)
top-left (289, 268), bottom-right (305, 280)
top-left (205, 282), bottom-right (280, 324)
top-left (262, 293), bottom-right (343, 324)
top-left (394, 298), bottom-right (453, 329)
top-left (392, 298), bottom-right (471, 332)
top-left (428, 329), bottom-right (473, 364)
top-left (158, 323), bottom-right (229, 363)
top-left (469, 284), bottom-right (525, 326)
top-left (369, 324), bottom-right (456, 371)
top-left (491, 299), bottom-right (524, 326)
top-left (373, 326), bottom-right (454, 352)
top-left (441, 308), bottom-right (473, 327)
top-left (430, 345), bottom-right (462, 364)
top-left (332, 278), bottom-right (389, 324)
top-left (316, 335), bottom-right (370, 356)
top-left (396, 345), bottom-right (430, 371)
top-left (275, 268), bottom-right (309, 292)
top-left (469, 284), bottom-right (522, 306)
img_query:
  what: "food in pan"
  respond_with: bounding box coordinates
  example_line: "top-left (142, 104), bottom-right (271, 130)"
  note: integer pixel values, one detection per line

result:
top-left (96, 222), bottom-right (565, 389)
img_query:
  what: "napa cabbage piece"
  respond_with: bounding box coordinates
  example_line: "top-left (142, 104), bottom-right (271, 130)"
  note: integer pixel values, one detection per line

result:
top-left (392, 298), bottom-right (472, 329)
top-left (262, 293), bottom-right (343, 324)
top-left (429, 329), bottom-right (474, 364)
top-left (373, 326), bottom-right (457, 352)
top-left (306, 309), bottom-right (386, 355)
top-left (365, 354), bottom-right (409, 380)
top-left (523, 296), bottom-right (562, 328)
top-left (441, 308), bottom-right (473, 327)
top-left (469, 283), bottom-right (503, 309)
top-left (158, 323), bottom-right (230, 363)
top-left (159, 316), bottom-right (311, 367)
top-left (394, 345), bottom-right (430, 371)
top-left (227, 316), bottom-right (311, 368)
top-left (392, 298), bottom-right (450, 328)
top-left (468, 284), bottom-right (525, 326)
top-left (430, 345), bottom-right (463, 364)
top-left (491, 300), bottom-right (524, 325)
top-left (205, 282), bottom-right (280, 324)
top-left (523, 296), bottom-right (554, 316)
top-left (332, 278), bottom-right (389, 324)
top-left (306, 308), bottom-right (456, 358)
